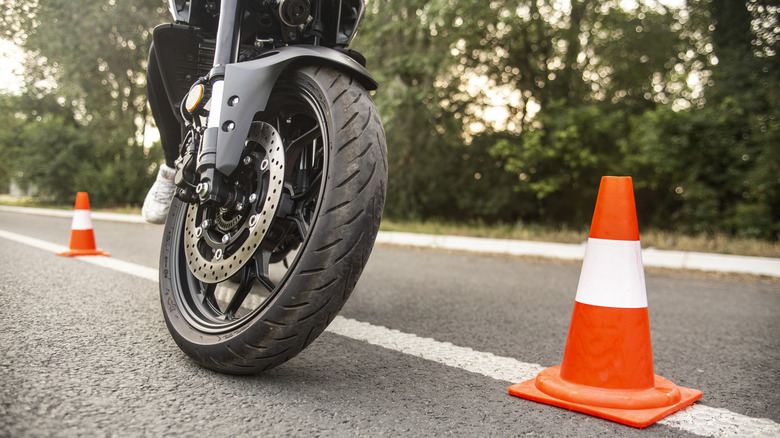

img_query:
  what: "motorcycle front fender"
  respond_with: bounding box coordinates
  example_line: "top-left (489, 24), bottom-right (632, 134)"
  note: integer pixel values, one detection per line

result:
top-left (214, 45), bottom-right (378, 176)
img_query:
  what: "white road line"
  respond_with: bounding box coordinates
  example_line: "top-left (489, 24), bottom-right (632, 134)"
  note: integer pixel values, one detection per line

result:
top-left (0, 229), bottom-right (158, 281)
top-left (1, 227), bottom-right (778, 437)
top-left (3, 205), bottom-right (779, 277)
top-left (376, 231), bottom-right (780, 278)
top-left (326, 319), bottom-right (780, 437)
top-left (658, 405), bottom-right (780, 437)
top-left (0, 229), bottom-right (66, 253)
top-left (0, 205), bottom-right (148, 223)
top-left (326, 316), bottom-right (546, 383)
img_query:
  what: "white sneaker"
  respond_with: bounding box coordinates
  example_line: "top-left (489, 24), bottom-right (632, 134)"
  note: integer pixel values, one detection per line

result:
top-left (142, 164), bottom-right (176, 224)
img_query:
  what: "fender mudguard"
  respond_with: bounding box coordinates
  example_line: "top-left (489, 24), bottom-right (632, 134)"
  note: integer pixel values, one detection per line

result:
top-left (215, 45), bottom-right (377, 176)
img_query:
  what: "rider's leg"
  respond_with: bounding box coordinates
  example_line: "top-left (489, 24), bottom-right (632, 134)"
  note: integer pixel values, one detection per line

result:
top-left (142, 43), bottom-right (182, 224)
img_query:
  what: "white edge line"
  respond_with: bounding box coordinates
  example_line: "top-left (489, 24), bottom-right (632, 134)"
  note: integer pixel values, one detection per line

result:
top-left (0, 229), bottom-right (158, 282)
top-left (326, 316), bottom-right (545, 383)
top-left (1, 227), bottom-right (779, 437)
top-left (375, 231), bottom-right (780, 277)
top-left (326, 317), bottom-right (780, 438)
top-left (657, 404), bottom-right (780, 436)
top-left (2, 205), bottom-right (778, 276)
top-left (0, 205), bottom-right (147, 223)
top-left (0, 228), bottom-right (65, 253)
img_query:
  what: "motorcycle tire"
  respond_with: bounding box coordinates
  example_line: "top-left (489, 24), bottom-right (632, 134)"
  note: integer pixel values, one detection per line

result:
top-left (159, 65), bottom-right (387, 374)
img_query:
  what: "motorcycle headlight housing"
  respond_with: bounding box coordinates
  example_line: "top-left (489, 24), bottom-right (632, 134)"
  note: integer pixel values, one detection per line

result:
top-left (278, 0), bottom-right (311, 27)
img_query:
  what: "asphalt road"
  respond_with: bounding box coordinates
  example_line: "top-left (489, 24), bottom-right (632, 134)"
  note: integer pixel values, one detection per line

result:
top-left (1, 210), bottom-right (778, 437)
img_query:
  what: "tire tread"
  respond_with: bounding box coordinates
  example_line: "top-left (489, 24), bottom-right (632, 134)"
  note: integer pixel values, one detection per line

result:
top-left (160, 65), bottom-right (387, 374)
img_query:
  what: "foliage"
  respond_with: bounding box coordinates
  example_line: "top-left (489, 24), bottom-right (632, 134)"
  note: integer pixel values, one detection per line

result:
top-left (0, 0), bottom-right (777, 239)
top-left (0, 92), bottom-right (163, 205)
top-left (0, 94), bottom-right (24, 191)
top-left (357, 0), bottom-right (779, 239)
top-left (488, 101), bottom-right (630, 226)
top-left (0, 0), bottom-right (167, 206)
top-left (624, 94), bottom-right (780, 239)
top-left (353, 1), bottom-right (465, 219)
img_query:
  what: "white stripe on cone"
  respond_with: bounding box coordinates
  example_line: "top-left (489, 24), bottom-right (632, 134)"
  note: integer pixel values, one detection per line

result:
top-left (574, 238), bottom-right (647, 309)
top-left (71, 210), bottom-right (94, 231)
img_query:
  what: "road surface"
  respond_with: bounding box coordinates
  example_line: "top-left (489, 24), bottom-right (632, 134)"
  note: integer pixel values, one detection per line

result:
top-left (1, 210), bottom-right (778, 437)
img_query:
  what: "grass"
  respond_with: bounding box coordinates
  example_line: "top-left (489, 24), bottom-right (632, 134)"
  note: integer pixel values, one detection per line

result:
top-left (2, 195), bottom-right (777, 258)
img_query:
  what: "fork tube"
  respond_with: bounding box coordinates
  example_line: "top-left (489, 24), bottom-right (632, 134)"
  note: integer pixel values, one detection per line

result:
top-left (213, 0), bottom-right (241, 67)
top-left (199, 0), bottom-right (242, 198)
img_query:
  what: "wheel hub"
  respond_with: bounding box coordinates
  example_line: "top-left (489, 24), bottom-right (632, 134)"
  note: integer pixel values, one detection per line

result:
top-left (183, 122), bottom-right (286, 283)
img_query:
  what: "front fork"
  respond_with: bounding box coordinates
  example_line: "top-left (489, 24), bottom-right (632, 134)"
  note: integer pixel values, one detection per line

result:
top-left (178, 0), bottom-right (243, 209)
top-left (172, 0), bottom-right (377, 208)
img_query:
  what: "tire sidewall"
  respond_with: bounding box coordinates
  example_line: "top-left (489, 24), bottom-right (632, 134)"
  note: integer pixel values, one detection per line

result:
top-left (159, 66), bottom-right (386, 372)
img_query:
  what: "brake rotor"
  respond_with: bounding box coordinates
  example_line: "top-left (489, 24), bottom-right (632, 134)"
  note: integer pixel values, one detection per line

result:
top-left (183, 121), bottom-right (285, 283)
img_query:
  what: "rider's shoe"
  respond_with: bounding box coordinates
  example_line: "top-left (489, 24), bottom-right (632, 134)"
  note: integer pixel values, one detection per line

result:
top-left (142, 163), bottom-right (176, 224)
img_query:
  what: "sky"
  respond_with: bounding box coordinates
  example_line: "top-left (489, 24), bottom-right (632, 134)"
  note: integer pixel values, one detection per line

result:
top-left (0, 39), bottom-right (24, 94)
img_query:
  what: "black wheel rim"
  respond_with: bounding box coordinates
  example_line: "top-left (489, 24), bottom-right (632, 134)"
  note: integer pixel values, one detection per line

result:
top-left (170, 82), bottom-right (329, 333)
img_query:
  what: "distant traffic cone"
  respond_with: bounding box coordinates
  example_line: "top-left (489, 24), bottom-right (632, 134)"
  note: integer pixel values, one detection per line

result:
top-left (508, 176), bottom-right (701, 428)
top-left (56, 192), bottom-right (110, 257)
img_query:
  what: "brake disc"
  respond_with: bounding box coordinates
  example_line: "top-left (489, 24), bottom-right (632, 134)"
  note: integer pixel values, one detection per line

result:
top-left (183, 121), bottom-right (285, 283)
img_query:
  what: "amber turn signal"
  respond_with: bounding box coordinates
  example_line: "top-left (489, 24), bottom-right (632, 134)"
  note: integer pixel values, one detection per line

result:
top-left (185, 84), bottom-right (206, 114)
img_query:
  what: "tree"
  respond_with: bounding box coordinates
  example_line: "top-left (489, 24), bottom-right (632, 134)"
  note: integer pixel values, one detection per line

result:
top-left (0, 0), bottom-right (167, 205)
top-left (353, 1), bottom-right (470, 219)
top-left (354, 0), bottom-right (778, 237)
top-left (0, 94), bottom-right (26, 192)
top-left (402, 0), bottom-right (699, 225)
top-left (622, 0), bottom-right (780, 238)
top-left (2, 0), bottom-right (776, 237)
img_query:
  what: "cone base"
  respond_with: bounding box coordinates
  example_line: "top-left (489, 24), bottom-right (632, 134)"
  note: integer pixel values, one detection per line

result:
top-left (509, 366), bottom-right (702, 428)
top-left (56, 248), bottom-right (110, 257)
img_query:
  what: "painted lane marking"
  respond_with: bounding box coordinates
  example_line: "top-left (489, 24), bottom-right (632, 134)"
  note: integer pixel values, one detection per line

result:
top-left (1, 228), bottom-right (778, 437)
top-left (326, 316), bottom-right (546, 383)
top-left (3, 205), bottom-right (779, 277)
top-left (0, 229), bottom-right (158, 281)
top-left (325, 318), bottom-right (780, 437)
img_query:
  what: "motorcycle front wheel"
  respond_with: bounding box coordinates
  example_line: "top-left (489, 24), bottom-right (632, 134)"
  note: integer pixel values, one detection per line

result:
top-left (159, 66), bottom-right (387, 374)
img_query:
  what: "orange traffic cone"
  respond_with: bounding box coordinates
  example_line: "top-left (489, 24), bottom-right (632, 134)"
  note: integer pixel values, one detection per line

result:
top-left (56, 192), bottom-right (110, 257)
top-left (508, 176), bottom-right (701, 428)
